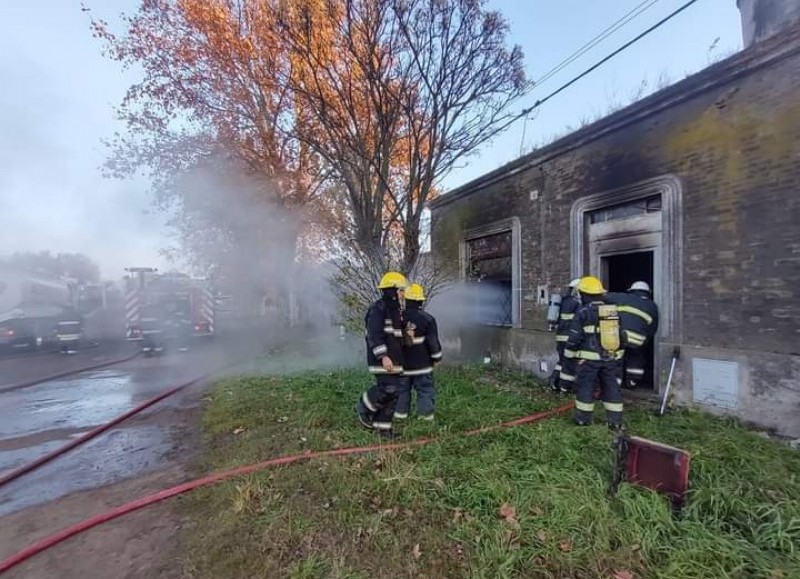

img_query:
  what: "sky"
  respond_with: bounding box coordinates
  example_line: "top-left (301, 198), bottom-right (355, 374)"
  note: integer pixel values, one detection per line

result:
top-left (0, 0), bottom-right (742, 278)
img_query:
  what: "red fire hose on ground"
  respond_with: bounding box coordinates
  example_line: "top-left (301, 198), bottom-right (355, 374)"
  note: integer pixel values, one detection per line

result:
top-left (0, 376), bottom-right (195, 487)
top-left (0, 402), bottom-right (573, 575)
top-left (0, 356), bottom-right (256, 488)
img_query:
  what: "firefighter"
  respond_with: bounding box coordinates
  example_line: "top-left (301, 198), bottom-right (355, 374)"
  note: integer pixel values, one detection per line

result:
top-left (566, 276), bottom-right (625, 429)
top-left (608, 281), bottom-right (660, 389)
top-left (356, 271), bottom-right (409, 439)
top-left (394, 283), bottom-right (443, 421)
top-left (549, 278), bottom-right (581, 393)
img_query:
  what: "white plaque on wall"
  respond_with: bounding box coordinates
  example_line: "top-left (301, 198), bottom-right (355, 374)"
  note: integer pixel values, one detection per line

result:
top-left (692, 358), bottom-right (739, 410)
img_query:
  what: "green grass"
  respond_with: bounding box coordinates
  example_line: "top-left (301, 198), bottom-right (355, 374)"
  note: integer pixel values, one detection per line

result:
top-left (175, 363), bottom-right (800, 579)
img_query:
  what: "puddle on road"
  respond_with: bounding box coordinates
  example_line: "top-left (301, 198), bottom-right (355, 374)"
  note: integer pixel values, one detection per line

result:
top-left (0, 438), bottom-right (69, 472)
top-left (0, 423), bottom-right (175, 517)
top-left (0, 372), bottom-right (138, 438)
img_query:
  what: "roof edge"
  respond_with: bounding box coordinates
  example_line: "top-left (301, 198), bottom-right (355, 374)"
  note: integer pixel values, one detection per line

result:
top-left (430, 24), bottom-right (800, 211)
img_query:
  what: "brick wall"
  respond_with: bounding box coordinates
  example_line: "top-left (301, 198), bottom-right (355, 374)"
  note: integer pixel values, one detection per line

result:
top-left (430, 26), bottom-right (800, 436)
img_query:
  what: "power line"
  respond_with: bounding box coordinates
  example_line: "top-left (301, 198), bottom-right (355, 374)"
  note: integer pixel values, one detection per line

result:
top-left (513, 0), bottom-right (660, 155)
top-left (534, 0), bottom-right (664, 89)
top-left (508, 0), bottom-right (704, 147)
top-left (518, 0), bottom-right (664, 153)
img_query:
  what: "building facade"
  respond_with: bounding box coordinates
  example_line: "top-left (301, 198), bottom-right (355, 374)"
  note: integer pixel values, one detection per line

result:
top-left (430, 12), bottom-right (800, 436)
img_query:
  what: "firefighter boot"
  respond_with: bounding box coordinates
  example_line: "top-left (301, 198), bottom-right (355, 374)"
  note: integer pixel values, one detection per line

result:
top-left (377, 428), bottom-right (400, 440)
top-left (548, 369), bottom-right (560, 392)
top-left (355, 397), bottom-right (374, 431)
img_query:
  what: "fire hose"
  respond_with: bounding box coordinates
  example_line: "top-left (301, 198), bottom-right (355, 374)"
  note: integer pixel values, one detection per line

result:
top-left (0, 402), bottom-right (573, 574)
top-left (0, 356), bottom-right (256, 488)
top-left (0, 376), bottom-right (193, 488)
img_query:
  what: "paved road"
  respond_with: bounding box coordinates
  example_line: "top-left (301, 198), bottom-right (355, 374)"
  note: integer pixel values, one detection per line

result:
top-left (0, 331), bottom-right (272, 516)
top-left (0, 340), bottom-right (135, 392)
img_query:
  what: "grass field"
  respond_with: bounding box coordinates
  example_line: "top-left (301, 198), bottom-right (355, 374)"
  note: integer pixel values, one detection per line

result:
top-left (175, 363), bottom-right (800, 579)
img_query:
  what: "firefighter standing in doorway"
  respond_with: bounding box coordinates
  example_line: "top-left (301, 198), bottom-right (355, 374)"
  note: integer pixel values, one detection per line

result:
top-left (356, 271), bottom-right (409, 440)
top-left (549, 278), bottom-right (581, 393)
top-left (394, 283), bottom-right (443, 421)
top-left (565, 276), bottom-right (625, 429)
top-left (608, 281), bottom-right (660, 389)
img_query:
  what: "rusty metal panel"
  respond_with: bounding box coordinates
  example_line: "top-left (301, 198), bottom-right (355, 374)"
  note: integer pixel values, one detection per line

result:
top-left (625, 436), bottom-right (691, 507)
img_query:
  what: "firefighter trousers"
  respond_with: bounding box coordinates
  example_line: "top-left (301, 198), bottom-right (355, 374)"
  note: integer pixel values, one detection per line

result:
top-left (623, 346), bottom-right (646, 388)
top-left (394, 374), bottom-right (435, 418)
top-left (358, 374), bottom-right (403, 431)
top-left (574, 359), bottom-right (623, 426)
top-left (555, 343), bottom-right (577, 392)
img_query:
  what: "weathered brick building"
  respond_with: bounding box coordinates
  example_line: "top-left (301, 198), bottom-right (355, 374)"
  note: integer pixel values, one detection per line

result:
top-left (429, 1), bottom-right (800, 436)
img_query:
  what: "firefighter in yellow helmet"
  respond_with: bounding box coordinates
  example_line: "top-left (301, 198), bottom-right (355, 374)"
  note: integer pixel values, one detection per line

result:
top-left (564, 276), bottom-right (625, 429)
top-left (394, 283), bottom-right (443, 421)
top-left (356, 271), bottom-right (409, 439)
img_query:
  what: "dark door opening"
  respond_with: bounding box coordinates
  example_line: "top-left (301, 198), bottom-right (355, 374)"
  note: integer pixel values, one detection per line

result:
top-left (604, 252), bottom-right (653, 293)
top-left (602, 251), bottom-right (656, 390)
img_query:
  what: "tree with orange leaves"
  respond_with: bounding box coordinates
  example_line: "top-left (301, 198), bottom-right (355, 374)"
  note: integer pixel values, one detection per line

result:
top-left (279, 0), bottom-right (528, 279)
top-left (89, 0), bottom-right (328, 316)
top-left (90, 0), bottom-right (527, 312)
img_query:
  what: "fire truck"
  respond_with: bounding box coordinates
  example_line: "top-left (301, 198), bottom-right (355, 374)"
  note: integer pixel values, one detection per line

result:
top-left (0, 265), bottom-right (84, 353)
top-left (123, 268), bottom-right (215, 355)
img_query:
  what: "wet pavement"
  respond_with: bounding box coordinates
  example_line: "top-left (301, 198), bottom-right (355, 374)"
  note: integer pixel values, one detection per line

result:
top-left (0, 340), bottom-right (134, 392)
top-left (0, 332), bottom-right (271, 516)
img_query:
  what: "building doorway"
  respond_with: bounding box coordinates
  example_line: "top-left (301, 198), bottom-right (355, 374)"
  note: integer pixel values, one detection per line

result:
top-left (571, 176), bottom-right (684, 396)
top-left (603, 251), bottom-right (654, 293)
top-left (603, 251), bottom-right (656, 390)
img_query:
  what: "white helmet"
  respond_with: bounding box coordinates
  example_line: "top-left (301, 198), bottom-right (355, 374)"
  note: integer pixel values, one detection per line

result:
top-left (568, 278), bottom-right (581, 288)
top-left (629, 281), bottom-right (651, 293)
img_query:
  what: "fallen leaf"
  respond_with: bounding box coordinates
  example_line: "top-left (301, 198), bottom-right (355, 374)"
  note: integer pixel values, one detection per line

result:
top-left (412, 543), bottom-right (422, 561)
top-left (232, 427), bottom-right (245, 435)
top-left (277, 416), bottom-right (288, 423)
top-left (558, 538), bottom-right (572, 552)
top-left (536, 530), bottom-right (548, 543)
top-left (613, 571), bottom-right (634, 579)
top-left (499, 503), bottom-right (518, 524)
top-left (530, 505), bottom-right (544, 516)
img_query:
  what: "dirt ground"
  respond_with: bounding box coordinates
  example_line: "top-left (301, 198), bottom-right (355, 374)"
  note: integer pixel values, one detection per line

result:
top-left (0, 407), bottom-right (201, 579)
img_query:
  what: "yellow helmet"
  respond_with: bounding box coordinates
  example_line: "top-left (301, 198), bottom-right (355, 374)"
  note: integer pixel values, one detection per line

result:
top-left (405, 283), bottom-right (426, 302)
top-left (577, 276), bottom-right (606, 295)
top-left (377, 271), bottom-right (409, 290)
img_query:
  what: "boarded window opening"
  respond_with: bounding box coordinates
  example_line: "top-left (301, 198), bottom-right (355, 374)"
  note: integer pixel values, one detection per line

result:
top-left (589, 195), bottom-right (662, 224)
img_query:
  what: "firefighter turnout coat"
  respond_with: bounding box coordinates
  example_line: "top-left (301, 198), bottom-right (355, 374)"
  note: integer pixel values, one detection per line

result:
top-left (556, 294), bottom-right (581, 346)
top-left (402, 301), bottom-right (443, 376)
top-left (365, 299), bottom-right (405, 374)
top-left (606, 291), bottom-right (659, 348)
